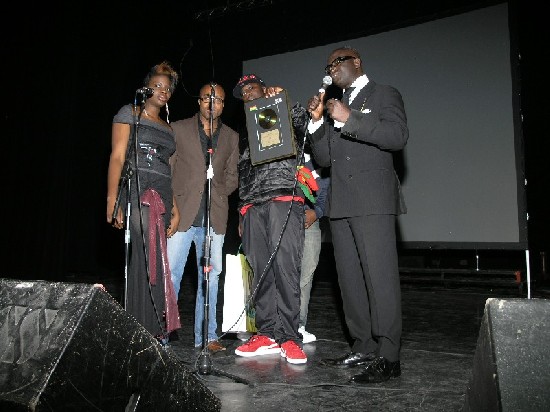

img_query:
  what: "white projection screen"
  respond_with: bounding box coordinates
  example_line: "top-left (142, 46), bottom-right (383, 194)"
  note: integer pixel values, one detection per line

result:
top-left (243, 3), bottom-right (526, 250)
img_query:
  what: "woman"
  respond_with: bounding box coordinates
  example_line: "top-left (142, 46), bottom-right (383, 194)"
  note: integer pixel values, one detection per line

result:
top-left (106, 61), bottom-right (181, 341)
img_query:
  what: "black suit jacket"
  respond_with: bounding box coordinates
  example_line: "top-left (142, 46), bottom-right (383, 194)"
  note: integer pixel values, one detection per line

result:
top-left (310, 80), bottom-right (408, 218)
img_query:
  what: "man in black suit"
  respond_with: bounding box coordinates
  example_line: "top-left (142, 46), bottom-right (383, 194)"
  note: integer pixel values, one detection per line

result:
top-left (307, 46), bottom-right (408, 383)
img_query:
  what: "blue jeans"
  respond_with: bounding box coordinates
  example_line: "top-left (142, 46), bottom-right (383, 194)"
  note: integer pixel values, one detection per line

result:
top-left (167, 226), bottom-right (225, 346)
top-left (300, 220), bottom-right (321, 328)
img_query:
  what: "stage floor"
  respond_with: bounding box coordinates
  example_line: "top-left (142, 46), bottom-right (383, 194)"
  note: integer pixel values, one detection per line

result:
top-left (165, 264), bottom-right (549, 412)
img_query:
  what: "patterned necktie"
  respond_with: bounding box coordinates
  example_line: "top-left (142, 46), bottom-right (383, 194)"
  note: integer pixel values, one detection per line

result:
top-left (342, 87), bottom-right (355, 105)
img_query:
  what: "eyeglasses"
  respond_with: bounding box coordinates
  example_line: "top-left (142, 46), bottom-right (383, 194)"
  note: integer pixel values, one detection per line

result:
top-left (200, 96), bottom-right (224, 104)
top-left (324, 56), bottom-right (355, 74)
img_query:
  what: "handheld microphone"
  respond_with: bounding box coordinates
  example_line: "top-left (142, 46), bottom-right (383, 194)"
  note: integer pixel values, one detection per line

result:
top-left (136, 87), bottom-right (154, 97)
top-left (318, 76), bottom-right (332, 93)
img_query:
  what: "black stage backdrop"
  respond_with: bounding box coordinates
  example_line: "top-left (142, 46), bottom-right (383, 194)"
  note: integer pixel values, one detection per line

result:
top-left (2, 0), bottom-right (548, 281)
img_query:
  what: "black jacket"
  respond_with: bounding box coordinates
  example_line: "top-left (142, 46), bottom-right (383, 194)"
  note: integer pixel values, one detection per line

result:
top-left (238, 103), bottom-right (308, 209)
top-left (310, 81), bottom-right (408, 218)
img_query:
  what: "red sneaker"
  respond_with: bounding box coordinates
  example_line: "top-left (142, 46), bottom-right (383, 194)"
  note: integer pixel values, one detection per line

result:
top-left (280, 340), bottom-right (307, 364)
top-left (235, 335), bottom-right (280, 357)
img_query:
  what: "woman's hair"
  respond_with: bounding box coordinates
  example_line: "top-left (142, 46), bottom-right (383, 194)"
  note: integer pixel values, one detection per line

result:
top-left (143, 61), bottom-right (179, 92)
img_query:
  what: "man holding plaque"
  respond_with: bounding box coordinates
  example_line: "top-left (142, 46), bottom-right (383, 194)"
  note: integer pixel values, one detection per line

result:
top-left (232, 74), bottom-right (310, 365)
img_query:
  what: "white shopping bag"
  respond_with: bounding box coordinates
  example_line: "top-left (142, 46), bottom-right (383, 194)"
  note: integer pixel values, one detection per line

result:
top-left (222, 252), bottom-right (256, 333)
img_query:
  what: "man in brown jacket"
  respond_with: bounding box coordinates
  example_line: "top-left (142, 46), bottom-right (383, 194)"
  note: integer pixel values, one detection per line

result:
top-left (167, 83), bottom-right (239, 351)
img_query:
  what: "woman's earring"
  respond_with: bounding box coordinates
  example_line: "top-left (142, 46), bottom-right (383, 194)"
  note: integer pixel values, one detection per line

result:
top-left (165, 102), bottom-right (170, 124)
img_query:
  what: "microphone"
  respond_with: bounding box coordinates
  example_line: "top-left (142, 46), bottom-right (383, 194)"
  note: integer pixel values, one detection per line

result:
top-left (318, 75), bottom-right (332, 93)
top-left (136, 87), bottom-right (154, 97)
top-left (210, 82), bottom-right (217, 99)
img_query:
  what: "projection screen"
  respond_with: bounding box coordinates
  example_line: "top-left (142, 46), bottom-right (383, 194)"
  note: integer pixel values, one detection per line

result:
top-left (243, 3), bottom-right (526, 250)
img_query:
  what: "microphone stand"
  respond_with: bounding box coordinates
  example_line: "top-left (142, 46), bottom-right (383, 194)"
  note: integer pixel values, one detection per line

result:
top-left (195, 83), bottom-right (249, 385)
top-left (197, 91), bottom-right (214, 374)
top-left (111, 91), bottom-right (168, 347)
top-left (112, 93), bottom-right (143, 309)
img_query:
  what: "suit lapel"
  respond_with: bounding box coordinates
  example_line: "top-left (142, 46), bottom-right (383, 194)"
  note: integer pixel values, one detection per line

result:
top-left (351, 81), bottom-right (376, 110)
top-left (181, 114), bottom-right (206, 171)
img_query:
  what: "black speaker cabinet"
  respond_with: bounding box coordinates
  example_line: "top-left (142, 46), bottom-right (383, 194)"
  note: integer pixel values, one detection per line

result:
top-left (244, 90), bottom-right (296, 165)
top-left (0, 278), bottom-right (221, 411)
top-left (463, 298), bottom-right (550, 412)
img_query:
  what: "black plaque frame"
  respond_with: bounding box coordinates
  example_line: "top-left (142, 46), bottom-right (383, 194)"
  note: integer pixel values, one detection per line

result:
top-left (244, 90), bottom-right (296, 165)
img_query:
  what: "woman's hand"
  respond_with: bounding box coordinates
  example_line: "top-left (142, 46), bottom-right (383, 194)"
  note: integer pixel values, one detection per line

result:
top-left (107, 197), bottom-right (124, 229)
top-left (167, 202), bottom-right (180, 238)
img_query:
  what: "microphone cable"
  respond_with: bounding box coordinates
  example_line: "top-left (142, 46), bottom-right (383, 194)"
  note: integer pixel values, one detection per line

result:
top-left (218, 110), bottom-right (310, 339)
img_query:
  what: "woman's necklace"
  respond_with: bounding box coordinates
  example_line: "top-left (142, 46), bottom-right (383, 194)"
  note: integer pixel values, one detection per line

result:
top-left (143, 108), bottom-right (159, 121)
top-left (143, 107), bottom-right (163, 124)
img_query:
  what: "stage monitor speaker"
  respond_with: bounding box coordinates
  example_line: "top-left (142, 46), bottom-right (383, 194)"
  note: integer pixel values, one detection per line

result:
top-left (244, 90), bottom-right (296, 165)
top-left (463, 298), bottom-right (550, 412)
top-left (0, 278), bottom-right (221, 411)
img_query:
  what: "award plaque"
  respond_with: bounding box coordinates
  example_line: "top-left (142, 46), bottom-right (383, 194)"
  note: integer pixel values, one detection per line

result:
top-left (244, 90), bottom-right (296, 165)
